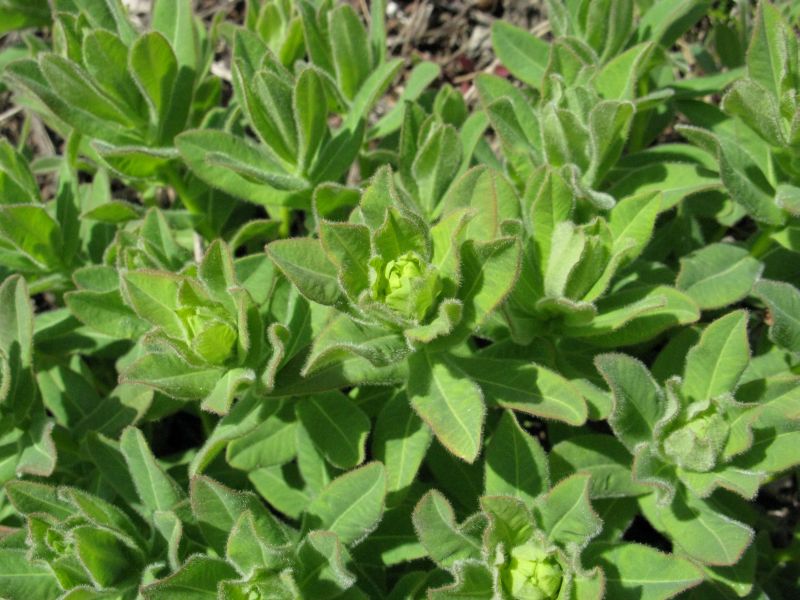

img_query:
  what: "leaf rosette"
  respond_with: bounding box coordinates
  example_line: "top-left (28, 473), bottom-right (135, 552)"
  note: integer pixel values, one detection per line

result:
top-left (117, 240), bottom-right (275, 414)
top-left (598, 310), bottom-right (800, 565)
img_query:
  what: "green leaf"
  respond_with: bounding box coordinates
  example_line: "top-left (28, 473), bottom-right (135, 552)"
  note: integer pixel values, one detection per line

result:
top-left (722, 78), bottom-right (786, 145)
top-left (15, 413), bottom-right (57, 477)
top-left (189, 394), bottom-right (269, 475)
top-left (129, 31), bottom-right (190, 144)
top-left (441, 167), bottom-right (520, 242)
top-left (588, 100), bottom-right (635, 184)
top-left (679, 126), bottom-right (784, 225)
top-left (294, 530), bottom-right (357, 598)
top-left (5, 58), bottom-right (130, 145)
top-left (329, 5), bottom-right (370, 100)
top-left (551, 434), bottom-right (647, 499)
top-left (428, 561), bottom-right (495, 599)
top-left (191, 476), bottom-right (285, 557)
top-left (266, 238), bottom-right (342, 306)
top-left (569, 284), bottom-right (700, 346)
top-left (153, 510), bottom-right (183, 571)
top-left (141, 555), bottom-right (238, 599)
top-left (679, 466), bottom-right (765, 500)
top-left (450, 355), bottom-right (588, 426)
top-left (318, 220), bottom-right (371, 299)
top-left (608, 191), bottom-right (661, 264)
top-left (176, 129), bottom-right (305, 208)
top-left (5, 480), bottom-right (72, 519)
top-left (585, 542), bottom-right (703, 599)
top-left (120, 270), bottom-right (183, 337)
top-left (152, 0), bottom-right (198, 71)
top-left (225, 401), bottom-right (298, 471)
top-left (372, 392), bottom-right (433, 496)
top-left (0, 139), bottom-right (39, 203)
top-left (596, 353), bottom-right (664, 452)
top-left (458, 237), bottom-right (521, 331)
top-left (484, 411), bottom-right (549, 504)
top-left (594, 42), bottom-right (656, 99)
top-left (491, 21), bottom-right (549, 89)
top-left (235, 66), bottom-right (297, 165)
top-left (534, 474), bottom-right (601, 550)
top-left (341, 58), bottom-right (403, 131)
top-left (39, 53), bottom-right (135, 127)
top-left (72, 525), bottom-right (143, 588)
top-left (305, 462), bottom-right (387, 545)
top-left (197, 240), bottom-right (237, 307)
top-left (227, 511), bottom-right (287, 576)
top-left (119, 427), bottom-right (184, 516)
top-left (121, 352), bottom-right (224, 400)
top-left (0, 1), bottom-right (50, 36)
top-left (65, 289), bottom-right (149, 339)
top-left (636, 0), bottom-right (712, 49)
top-left (639, 491), bottom-right (753, 566)
top-left (754, 280), bottom-right (800, 355)
top-left (407, 351), bottom-right (485, 463)
top-left (297, 391), bottom-right (371, 469)
top-left (609, 162), bottom-right (721, 214)
top-left (0, 549), bottom-right (61, 600)
top-left (369, 62), bottom-right (441, 139)
top-left (412, 490), bottom-right (482, 568)
top-left (746, 1), bottom-right (795, 99)
top-left (682, 310), bottom-right (750, 403)
top-left (72, 0), bottom-right (137, 44)
top-left (82, 29), bottom-right (147, 123)
top-left (412, 124), bottom-right (463, 215)
top-left (0, 274), bottom-right (33, 367)
top-left (61, 487), bottom-right (144, 547)
top-left (0, 204), bottom-right (63, 272)
top-left (676, 244), bottom-right (762, 310)
top-left (200, 368), bottom-right (255, 415)
top-left (294, 67), bottom-right (328, 171)
top-left (83, 433), bottom-right (139, 501)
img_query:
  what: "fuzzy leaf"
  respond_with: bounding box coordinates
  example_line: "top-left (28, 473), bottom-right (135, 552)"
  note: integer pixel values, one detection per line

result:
top-left (491, 21), bottom-right (549, 89)
top-left (585, 542), bottom-right (703, 599)
top-left (141, 555), bottom-right (238, 599)
top-left (676, 244), bottom-right (762, 310)
top-left (484, 411), bottom-right (549, 504)
top-left (0, 549), bottom-right (61, 600)
top-left (682, 310), bottom-right (750, 403)
top-left (412, 490), bottom-right (482, 568)
top-left (535, 474), bottom-right (601, 551)
top-left (408, 351), bottom-right (485, 463)
top-left (596, 354), bottom-right (665, 452)
top-left (754, 280), bottom-right (800, 355)
top-left (372, 392), bottom-right (432, 495)
top-left (297, 391), bottom-right (371, 469)
top-left (305, 462), bottom-right (387, 545)
top-left (120, 427), bottom-right (184, 516)
top-left (267, 238), bottom-right (342, 306)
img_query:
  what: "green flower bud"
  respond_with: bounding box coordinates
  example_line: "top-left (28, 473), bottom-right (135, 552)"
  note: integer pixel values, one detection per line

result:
top-left (47, 529), bottom-right (73, 556)
top-left (500, 541), bottom-right (564, 600)
top-left (246, 587), bottom-right (261, 600)
top-left (180, 308), bottom-right (238, 366)
top-left (663, 410), bottom-right (730, 472)
top-left (370, 252), bottom-right (442, 321)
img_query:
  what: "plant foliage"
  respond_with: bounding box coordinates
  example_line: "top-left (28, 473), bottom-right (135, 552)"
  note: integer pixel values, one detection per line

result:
top-left (0, 0), bottom-right (798, 598)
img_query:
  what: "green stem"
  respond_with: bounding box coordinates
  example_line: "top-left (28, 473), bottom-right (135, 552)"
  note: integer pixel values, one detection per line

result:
top-left (749, 228), bottom-right (776, 259)
top-left (165, 166), bottom-right (202, 215)
top-left (277, 207), bottom-right (292, 238)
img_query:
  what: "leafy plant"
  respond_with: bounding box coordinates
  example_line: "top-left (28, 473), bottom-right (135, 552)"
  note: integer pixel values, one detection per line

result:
top-left (0, 0), bottom-right (799, 598)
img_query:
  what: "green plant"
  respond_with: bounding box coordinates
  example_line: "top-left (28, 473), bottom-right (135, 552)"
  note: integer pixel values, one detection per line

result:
top-left (0, 0), bottom-right (799, 598)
